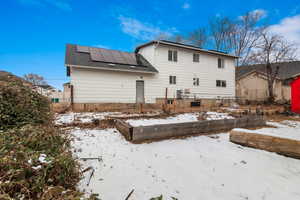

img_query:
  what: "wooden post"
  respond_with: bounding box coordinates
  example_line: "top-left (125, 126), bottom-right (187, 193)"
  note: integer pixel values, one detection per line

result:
top-left (163, 88), bottom-right (168, 113)
top-left (70, 84), bottom-right (74, 110)
top-left (140, 103), bottom-right (144, 113)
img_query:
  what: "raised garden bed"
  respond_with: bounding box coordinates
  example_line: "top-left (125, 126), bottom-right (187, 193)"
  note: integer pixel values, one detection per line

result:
top-left (116, 115), bottom-right (266, 143)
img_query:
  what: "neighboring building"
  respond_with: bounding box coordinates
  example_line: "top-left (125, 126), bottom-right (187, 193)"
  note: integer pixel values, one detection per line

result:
top-left (236, 61), bottom-right (300, 104)
top-left (65, 40), bottom-right (237, 109)
top-left (62, 82), bottom-right (71, 103)
top-left (33, 84), bottom-right (64, 103)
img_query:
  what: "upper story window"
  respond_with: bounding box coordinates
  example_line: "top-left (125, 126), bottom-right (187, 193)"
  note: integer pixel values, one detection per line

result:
top-left (193, 53), bottom-right (200, 62)
top-left (216, 80), bottom-right (226, 87)
top-left (168, 50), bottom-right (178, 62)
top-left (218, 58), bottom-right (225, 68)
top-left (169, 76), bottom-right (176, 84)
top-left (193, 78), bottom-right (199, 86)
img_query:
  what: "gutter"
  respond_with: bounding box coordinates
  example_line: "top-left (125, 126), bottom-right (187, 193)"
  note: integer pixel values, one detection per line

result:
top-left (66, 64), bottom-right (158, 74)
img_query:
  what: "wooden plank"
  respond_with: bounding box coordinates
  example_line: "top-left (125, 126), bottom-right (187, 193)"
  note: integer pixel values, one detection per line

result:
top-left (230, 130), bottom-right (300, 159)
top-left (131, 116), bottom-right (265, 142)
top-left (115, 119), bottom-right (133, 140)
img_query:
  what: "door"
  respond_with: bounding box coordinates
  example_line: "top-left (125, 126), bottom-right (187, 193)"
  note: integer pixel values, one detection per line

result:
top-left (136, 80), bottom-right (145, 103)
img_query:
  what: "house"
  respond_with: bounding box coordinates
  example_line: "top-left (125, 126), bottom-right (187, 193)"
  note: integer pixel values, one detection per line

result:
top-left (236, 61), bottom-right (300, 105)
top-left (33, 84), bottom-right (65, 103)
top-left (65, 40), bottom-right (238, 111)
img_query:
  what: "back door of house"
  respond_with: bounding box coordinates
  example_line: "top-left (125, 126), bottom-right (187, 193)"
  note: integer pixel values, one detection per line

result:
top-left (136, 80), bottom-right (145, 103)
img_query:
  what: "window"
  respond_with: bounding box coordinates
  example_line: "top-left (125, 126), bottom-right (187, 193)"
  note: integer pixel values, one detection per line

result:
top-left (191, 101), bottom-right (201, 107)
top-left (218, 58), bottom-right (225, 68)
top-left (167, 99), bottom-right (174, 104)
top-left (51, 98), bottom-right (59, 103)
top-left (66, 66), bottom-right (70, 76)
top-left (216, 80), bottom-right (226, 87)
top-left (168, 50), bottom-right (178, 62)
top-left (169, 76), bottom-right (176, 84)
top-left (193, 53), bottom-right (200, 62)
top-left (193, 78), bottom-right (199, 86)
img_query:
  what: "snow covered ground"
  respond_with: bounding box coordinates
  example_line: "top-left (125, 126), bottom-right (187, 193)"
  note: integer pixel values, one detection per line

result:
top-left (126, 112), bottom-right (234, 127)
top-left (55, 112), bottom-right (161, 125)
top-left (55, 111), bottom-right (234, 126)
top-left (126, 113), bottom-right (199, 127)
top-left (71, 120), bottom-right (300, 200)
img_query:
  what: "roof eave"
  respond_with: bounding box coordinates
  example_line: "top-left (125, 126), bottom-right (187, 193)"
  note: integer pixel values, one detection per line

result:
top-left (135, 40), bottom-right (239, 58)
top-left (66, 64), bottom-right (158, 74)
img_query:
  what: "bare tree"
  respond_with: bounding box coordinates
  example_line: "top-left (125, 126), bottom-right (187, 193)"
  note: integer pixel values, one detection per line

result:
top-left (247, 31), bottom-right (297, 102)
top-left (169, 34), bottom-right (185, 43)
top-left (23, 73), bottom-right (47, 86)
top-left (188, 28), bottom-right (207, 48)
top-left (230, 12), bottom-right (266, 66)
top-left (209, 16), bottom-right (235, 52)
top-left (155, 33), bottom-right (170, 40)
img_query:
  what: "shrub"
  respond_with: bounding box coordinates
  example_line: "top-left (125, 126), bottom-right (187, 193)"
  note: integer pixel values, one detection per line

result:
top-left (0, 125), bottom-right (82, 199)
top-left (0, 73), bottom-right (89, 199)
top-left (0, 80), bottom-right (51, 130)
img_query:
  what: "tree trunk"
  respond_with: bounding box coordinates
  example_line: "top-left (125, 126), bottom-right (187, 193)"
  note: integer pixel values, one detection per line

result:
top-left (266, 63), bottom-right (275, 103)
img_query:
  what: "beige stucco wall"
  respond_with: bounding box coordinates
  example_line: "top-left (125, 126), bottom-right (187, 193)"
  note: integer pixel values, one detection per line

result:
top-left (236, 72), bottom-right (290, 102)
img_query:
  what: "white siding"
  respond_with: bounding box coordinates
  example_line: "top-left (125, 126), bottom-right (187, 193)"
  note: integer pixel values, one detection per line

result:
top-left (71, 67), bottom-right (157, 103)
top-left (141, 45), bottom-right (236, 100)
top-left (71, 44), bottom-right (236, 103)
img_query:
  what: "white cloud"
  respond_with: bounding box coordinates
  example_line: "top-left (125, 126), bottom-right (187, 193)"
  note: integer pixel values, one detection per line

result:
top-left (239, 9), bottom-right (267, 20)
top-left (118, 16), bottom-right (177, 41)
top-left (182, 2), bottom-right (190, 10)
top-left (18, 0), bottom-right (72, 11)
top-left (249, 9), bottom-right (268, 19)
top-left (269, 15), bottom-right (300, 58)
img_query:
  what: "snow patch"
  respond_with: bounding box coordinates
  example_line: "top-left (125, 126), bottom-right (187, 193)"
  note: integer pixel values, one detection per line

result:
top-left (71, 121), bottom-right (300, 199)
top-left (126, 113), bottom-right (199, 127)
top-left (205, 112), bottom-right (234, 120)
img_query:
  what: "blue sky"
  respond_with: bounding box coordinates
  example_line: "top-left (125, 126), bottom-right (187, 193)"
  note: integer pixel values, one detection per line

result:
top-left (1, 0), bottom-right (300, 89)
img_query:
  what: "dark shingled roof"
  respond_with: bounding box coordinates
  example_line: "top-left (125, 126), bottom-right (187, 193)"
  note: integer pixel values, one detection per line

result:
top-left (236, 61), bottom-right (300, 80)
top-left (65, 44), bottom-right (158, 74)
top-left (135, 40), bottom-right (239, 58)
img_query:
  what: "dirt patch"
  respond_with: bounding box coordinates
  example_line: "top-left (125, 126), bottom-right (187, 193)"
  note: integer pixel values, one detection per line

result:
top-left (265, 114), bottom-right (300, 122)
top-left (56, 119), bottom-right (116, 129)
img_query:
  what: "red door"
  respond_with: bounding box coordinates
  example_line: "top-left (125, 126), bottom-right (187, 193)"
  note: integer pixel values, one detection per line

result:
top-left (291, 77), bottom-right (300, 114)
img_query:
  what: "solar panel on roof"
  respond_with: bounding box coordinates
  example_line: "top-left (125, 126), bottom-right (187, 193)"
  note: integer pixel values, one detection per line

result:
top-left (90, 48), bottom-right (105, 61)
top-left (111, 51), bottom-right (126, 64)
top-left (89, 47), bottom-right (138, 65)
top-left (76, 45), bottom-right (90, 53)
top-left (99, 48), bottom-right (115, 63)
top-left (120, 52), bottom-right (137, 65)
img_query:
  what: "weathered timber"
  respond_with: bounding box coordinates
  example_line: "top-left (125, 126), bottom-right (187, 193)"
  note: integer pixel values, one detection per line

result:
top-left (115, 119), bottom-right (133, 140)
top-left (130, 115), bottom-right (265, 142)
top-left (230, 130), bottom-right (300, 159)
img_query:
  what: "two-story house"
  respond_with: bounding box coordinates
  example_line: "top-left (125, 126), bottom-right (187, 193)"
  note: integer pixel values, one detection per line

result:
top-left (65, 40), bottom-right (237, 111)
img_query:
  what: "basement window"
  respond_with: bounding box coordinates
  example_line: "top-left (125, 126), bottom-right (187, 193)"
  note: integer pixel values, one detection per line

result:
top-left (191, 101), bottom-right (201, 107)
top-left (167, 99), bottom-right (174, 104)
